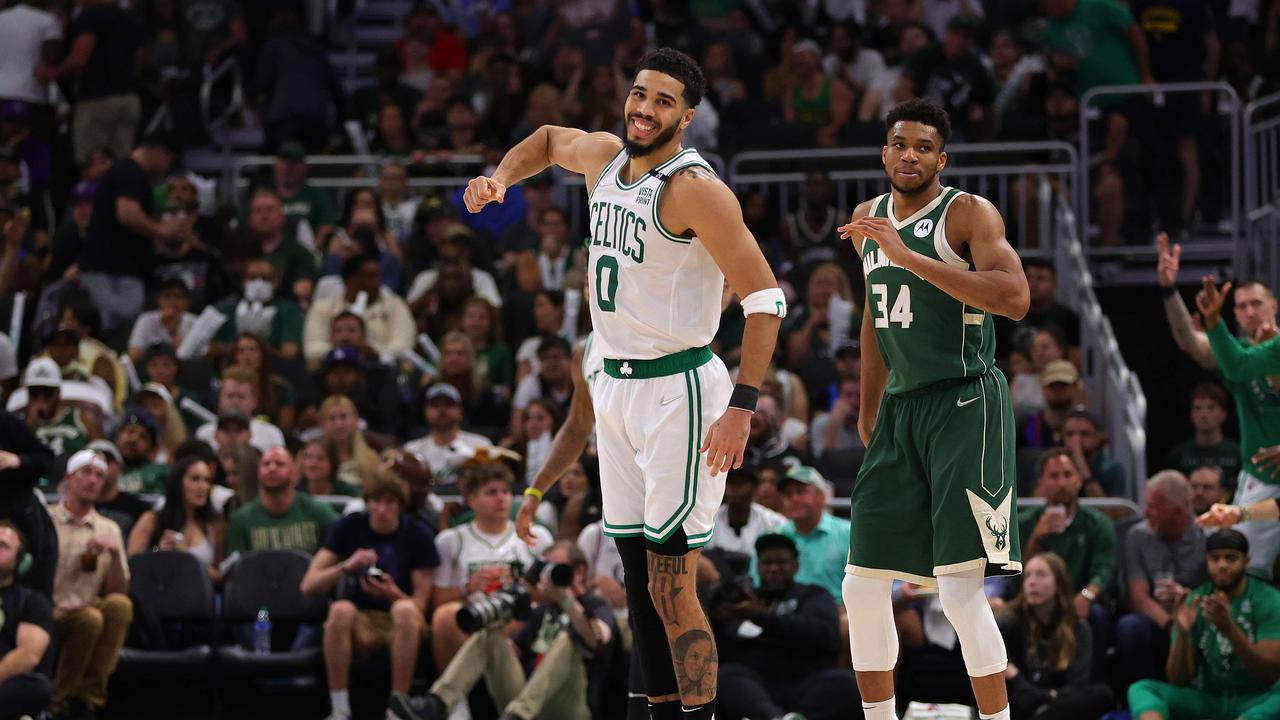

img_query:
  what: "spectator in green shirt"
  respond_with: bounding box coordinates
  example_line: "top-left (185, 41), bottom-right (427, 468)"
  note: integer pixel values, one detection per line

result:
top-left (1129, 529), bottom-right (1280, 720)
top-left (1042, 0), bottom-right (1155, 101)
top-left (272, 140), bottom-right (336, 234)
top-left (246, 188), bottom-right (318, 305)
top-left (1021, 447), bottom-right (1117, 677)
top-left (226, 446), bottom-right (337, 555)
top-left (114, 408), bottom-right (169, 495)
top-left (210, 258), bottom-right (305, 361)
top-left (1164, 383), bottom-right (1241, 483)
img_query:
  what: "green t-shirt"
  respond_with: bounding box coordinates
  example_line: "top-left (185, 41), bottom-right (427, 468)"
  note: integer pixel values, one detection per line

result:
top-left (1176, 576), bottom-right (1280, 696)
top-left (1019, 504), bottom-right (1117, 592)
top-left (1206, 322), bottom-right (1280, 483)
top-left (1164, 439), bottom-right (1243, 480)
top-left (1045, 0), bottom-right (1141, 103)
top-left (263, 241), bottom-right (318, 295)
top-left (227, 493), bottom-right (338, 555)
top-left (477, 343), bottom-right (514, 391)
top-left (119, 461), bottom-right (170, 495)
top-left (212, 297), bottom-right (305, 348)
top-left (279, 184), bottom-right (337, 230)
top-left (34, 408), bottom-right (90, 460)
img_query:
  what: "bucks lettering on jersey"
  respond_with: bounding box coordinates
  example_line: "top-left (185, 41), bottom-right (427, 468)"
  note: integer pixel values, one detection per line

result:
top-left (587, 147), bottom-right (724, 359)
top-left (861, 188), bottom-right (996, 394)
top-left (35, 409), bottom-right (89, 459)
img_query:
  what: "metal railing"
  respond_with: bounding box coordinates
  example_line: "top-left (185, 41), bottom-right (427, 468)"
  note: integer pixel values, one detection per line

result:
top-left (729, 142), bottom-right (1077, 254)
top-left (1242, 91), bottom-right (1280, 292)
top-left (199, 57), bottom-right (246, 199)
top-left (1051, 179), bottom-right (1148, 497)
top-left (1078, 82), bottom-right (1242, 260)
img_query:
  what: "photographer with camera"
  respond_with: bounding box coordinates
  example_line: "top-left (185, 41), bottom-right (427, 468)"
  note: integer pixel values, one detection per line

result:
top-left (418, 540), bottom-right (615, 720)
top-left (713, 533), bottom-right (859, 720)
top-left (300, 471), bottom-right (439, 720)
top-left (431, 464), bottom-right (553, 671)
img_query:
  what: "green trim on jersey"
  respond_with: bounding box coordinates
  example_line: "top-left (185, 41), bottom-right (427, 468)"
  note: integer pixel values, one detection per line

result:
top-left (603, 345), bottom-right (712, 379)
top-left (652, 159), bottom-right (717, 243)
top-left (614, 147), bottom-right (696, 190)
top-left (589, 148), bottom-right (626, 204)
top-left (862, 187), bottom-right (998, 395)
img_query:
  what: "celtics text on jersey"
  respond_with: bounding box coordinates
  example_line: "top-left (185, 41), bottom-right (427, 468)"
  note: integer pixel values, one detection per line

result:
top-left (586, 147), bottom-right (724, 360)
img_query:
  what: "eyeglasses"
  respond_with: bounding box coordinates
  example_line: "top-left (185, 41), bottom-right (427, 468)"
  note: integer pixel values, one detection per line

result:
top-left (28, 387), bottom-right (58, 400)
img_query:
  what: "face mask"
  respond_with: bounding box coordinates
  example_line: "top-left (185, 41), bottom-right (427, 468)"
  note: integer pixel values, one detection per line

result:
top-left (244, 278), bottom-right (274, 303)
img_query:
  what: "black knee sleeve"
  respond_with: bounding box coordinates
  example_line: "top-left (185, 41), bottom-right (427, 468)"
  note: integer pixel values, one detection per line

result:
top-left (615, 535), bottom-right (678, 698)
top-left (645, 528), bottom-right (689, 556)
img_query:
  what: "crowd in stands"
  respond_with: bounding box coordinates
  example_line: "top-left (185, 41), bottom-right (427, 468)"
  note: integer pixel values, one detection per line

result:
top-left (1, 1), bottom-right (1279, 719)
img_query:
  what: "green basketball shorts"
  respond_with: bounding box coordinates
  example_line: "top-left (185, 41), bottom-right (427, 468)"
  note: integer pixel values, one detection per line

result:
top-left (846, 369), bottom-right (1022, 586)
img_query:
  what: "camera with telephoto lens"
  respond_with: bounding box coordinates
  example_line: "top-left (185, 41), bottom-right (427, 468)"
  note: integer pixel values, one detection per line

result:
top-left (455, 560), bottom-right (577, 634)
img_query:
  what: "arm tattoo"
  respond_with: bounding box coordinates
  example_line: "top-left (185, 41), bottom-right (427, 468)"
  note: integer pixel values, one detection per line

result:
top-left (648, 553), bottom-right (687, 625)
top-left (1163, 294), bottom-right (1217, 369)
top-left (676, 166), bottom-right (716, 183)
top-left (673, 629), bottom-right (718, 701)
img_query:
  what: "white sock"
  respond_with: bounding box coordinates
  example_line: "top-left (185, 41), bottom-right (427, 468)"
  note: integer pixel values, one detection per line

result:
top-left (330, 690), bottom-right (350, 716)
top-left (978, 706), bottom-right (1010, 720)
top-left (861, 695), bottom-right (897, 720)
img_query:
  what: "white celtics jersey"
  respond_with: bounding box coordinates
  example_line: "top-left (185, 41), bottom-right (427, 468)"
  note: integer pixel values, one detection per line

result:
top-left (586, 147), bottom-right (724, 359)
top-left (581, 332), bottom-right (603, 389)
top-left (434, 521), bottom-right (552, 589)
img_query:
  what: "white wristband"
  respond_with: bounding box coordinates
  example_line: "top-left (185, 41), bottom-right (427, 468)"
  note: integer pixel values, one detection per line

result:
top-left (741, 287), bottom-right (787, 318)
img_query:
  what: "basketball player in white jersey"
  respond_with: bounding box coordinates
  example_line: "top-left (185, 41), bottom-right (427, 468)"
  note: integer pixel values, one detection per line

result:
top-left (467, 48), bottom-right (785, 720)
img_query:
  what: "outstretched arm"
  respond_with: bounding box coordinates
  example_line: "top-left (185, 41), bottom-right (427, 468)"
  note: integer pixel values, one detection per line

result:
top-left (517, 342), bottom-right (597, 545)
top-left (663, 167), bottom-right (784, 475)
top-left (841, 194), bottom-right (1030, 320)
top-left (464, 126), bottom-right (622, 212)
top-left (1157, 232), bottom-right (1217, 368)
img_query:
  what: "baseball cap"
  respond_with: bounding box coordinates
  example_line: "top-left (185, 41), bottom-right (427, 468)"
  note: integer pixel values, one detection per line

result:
top-left (779, 465), bottom-right (833, 495)
top-left (1040, 360), bottom-right (1079, 386)
top-left (277, 140), bottom-right (307, 161)
top-left (324, 346), bottom-right (364, 369)
top-left (755, 532), bottom-right (799, 557)
top-left (138, 382), bottom-right (174, 406)
top-left (24, 357), bottom-right (62, 389)
top-left (70, 181), bottom-right (98, 202)
top-left (217, 408), bottom-right (251, 430)
top-left (1206, 528), bottom-right (1249, 555)
top-left (425, 383), bottom-right (462, 404)
top-left (87, 439), bottom-right (123, 466)
top-left (66, 448), bottom-right (107, 476)
top-left (120, 407), bottom-right (159, 445)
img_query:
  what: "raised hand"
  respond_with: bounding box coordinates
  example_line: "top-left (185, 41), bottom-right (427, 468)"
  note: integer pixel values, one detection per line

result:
top-left (1194, 277), bottom-right (1232, 330)
top-left (1156, 232), bottom-right (1181, 287)
top-left (463, 176), bottom-right (507, 213)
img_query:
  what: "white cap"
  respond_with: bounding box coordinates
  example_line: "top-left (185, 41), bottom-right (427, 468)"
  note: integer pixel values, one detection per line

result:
top-left (66, 448), bottom-right (107, 477)
top-left (23, 357), bottom-right (61, 389)
top-left (139, 382), bottom-right (174, 406)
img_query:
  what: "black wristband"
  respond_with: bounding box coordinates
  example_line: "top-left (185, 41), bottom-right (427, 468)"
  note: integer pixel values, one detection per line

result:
top-left (728, 383), bottom-right (759, 413)
top-left (1160, 285), bottom-right (1178, 299)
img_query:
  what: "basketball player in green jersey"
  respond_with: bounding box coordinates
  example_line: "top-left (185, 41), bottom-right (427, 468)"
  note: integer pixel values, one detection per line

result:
top-left (837, 99), bottom-right (1030, 720)
top-left (464, 49), bottom-right (785, 720)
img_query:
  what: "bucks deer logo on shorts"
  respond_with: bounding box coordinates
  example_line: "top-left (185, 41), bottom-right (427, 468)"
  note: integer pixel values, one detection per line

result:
top-left (966, 489), bottom-right (1014, 563)
top-left (985, 515), bottom-right (1009, 551)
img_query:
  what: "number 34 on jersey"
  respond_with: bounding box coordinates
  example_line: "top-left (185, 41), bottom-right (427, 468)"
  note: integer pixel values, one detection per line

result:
top-left (870, 283), bottom-right (914, 329)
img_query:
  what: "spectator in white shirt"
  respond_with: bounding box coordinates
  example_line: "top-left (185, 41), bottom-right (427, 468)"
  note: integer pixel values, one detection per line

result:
top-left (403, 383), bottom-right (492, 492)
top-left (0, 1), bottom-right (62, 108)
top-left (303, 253), bottom-right (415, 365)
top-left (127, 278), bottom-right (199, 362)
top-left (708, 462), bottom-right (786, 555)
top-left (194, 365), bottom-right (285, 452)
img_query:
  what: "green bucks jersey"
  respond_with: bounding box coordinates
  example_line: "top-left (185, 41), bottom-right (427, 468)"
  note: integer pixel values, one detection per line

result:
top-left (860, 188), bottom-right (997, 394)
top-left (35, 408), bottom-right (89, 459)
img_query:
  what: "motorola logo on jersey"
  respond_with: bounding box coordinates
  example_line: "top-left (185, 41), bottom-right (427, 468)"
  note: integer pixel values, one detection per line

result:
top-left (913, 219), bottom-right (933, 237)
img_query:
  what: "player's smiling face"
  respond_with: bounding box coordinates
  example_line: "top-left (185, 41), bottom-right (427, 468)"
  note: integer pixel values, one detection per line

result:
top-left (624, 70), bottom-right (692, 158)
top-left (883, 121), bottom-right (947, 195)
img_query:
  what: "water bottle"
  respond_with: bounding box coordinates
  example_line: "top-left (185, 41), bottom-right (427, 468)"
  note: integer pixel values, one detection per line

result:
top-left (253, 607), bottom-right (272, 655)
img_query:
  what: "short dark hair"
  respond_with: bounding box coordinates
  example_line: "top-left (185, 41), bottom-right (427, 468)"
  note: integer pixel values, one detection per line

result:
top-left (332, 310), bottom-right (367, 332)
top-left (636, 48), bottom-right (705, 108)
top-left (1234, 280), bottom-right (1276, 300)
top-left (1064, 408), bottom-right (1101, 430)
top-left (537, 336), bottom-right (572, 358)
top-left (1024, 257), bottom-right (1055, 274)
top-left (1037, 447), bottom-right (1081, 478)
top-left (886, 98), bottom-right (952, 147)
top-left (0, 519), bottom-right (27, 556)
top-left (1191, 382), bottom-right (1231, 413)
top-left (341, 253), bottom-right (380, 281)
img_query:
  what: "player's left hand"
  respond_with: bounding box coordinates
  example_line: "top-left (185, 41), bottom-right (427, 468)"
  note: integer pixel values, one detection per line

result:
top-left (701, 409), bottom-right (751, 476)
top-left (840, 216), bottom-right (913, 268)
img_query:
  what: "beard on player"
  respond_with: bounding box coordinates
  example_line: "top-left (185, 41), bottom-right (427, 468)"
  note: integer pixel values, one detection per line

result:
top-left (887, 161), bottom-right (939, 195)
top-left (624, 111), bottom-right (681, 158)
